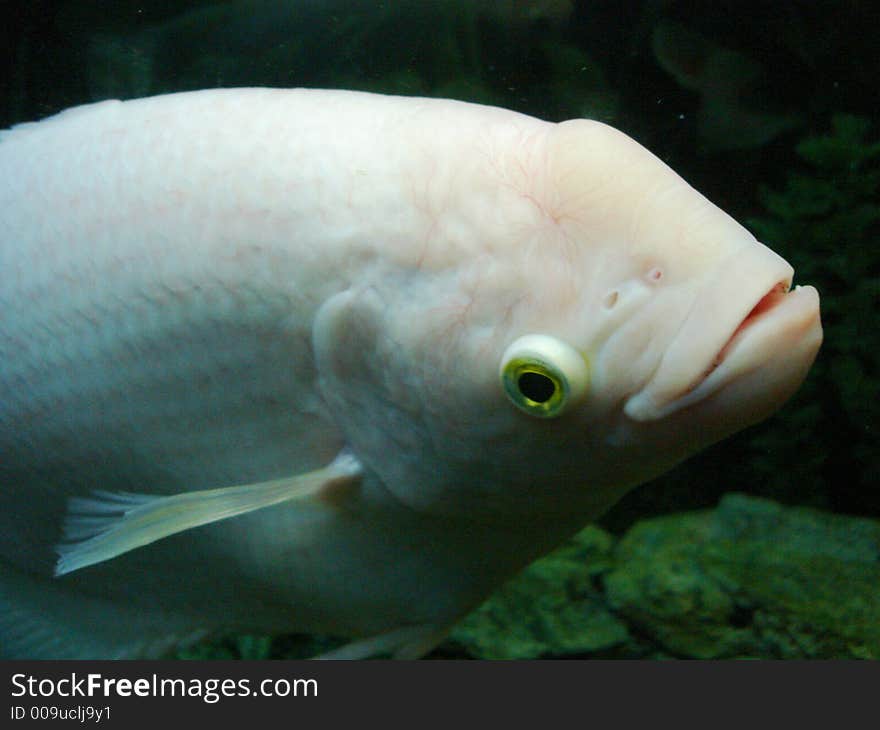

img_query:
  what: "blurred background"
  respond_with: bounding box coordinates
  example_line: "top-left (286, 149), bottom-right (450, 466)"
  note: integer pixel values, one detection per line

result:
top-left (1, 0), bottom-right (877, 658)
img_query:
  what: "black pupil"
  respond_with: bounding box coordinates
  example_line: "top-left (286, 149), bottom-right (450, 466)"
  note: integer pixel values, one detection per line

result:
top-left (518, 372), bottom-right (556, 403)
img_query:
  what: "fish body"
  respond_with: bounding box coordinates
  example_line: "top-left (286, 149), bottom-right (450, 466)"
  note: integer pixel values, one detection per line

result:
top-left (0, 88), bottom-right (821, 658)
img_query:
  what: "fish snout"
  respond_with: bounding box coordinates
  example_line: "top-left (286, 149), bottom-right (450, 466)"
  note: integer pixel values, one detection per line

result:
top-left (624, 242), bottom-right (821, 422)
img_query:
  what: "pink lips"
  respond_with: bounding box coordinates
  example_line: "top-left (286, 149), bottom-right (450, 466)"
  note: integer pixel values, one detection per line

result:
top-left (624, 241), bottom-right (822, 423)
top-left (692, 281), bottom-right (792, 391)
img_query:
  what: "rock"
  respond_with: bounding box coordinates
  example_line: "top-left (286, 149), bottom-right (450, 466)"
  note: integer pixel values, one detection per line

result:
top-left (449, 526), bottom-right (631, 659)
top-left (604, 494), bottom-right (880, 659)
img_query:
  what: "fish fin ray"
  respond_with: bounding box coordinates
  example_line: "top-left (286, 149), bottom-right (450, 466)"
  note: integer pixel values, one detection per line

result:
top-left (54, 451), bottom-right (361, 577)
top-left (67, 490), bottom-right (155, 514)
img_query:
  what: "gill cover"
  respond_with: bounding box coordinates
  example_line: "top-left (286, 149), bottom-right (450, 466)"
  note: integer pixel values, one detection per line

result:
top-left (500, 335), bottom-right (590, 418)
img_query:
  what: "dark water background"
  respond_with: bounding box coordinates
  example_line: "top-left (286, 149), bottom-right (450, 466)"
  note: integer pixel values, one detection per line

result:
top-left (2, 0), bottom-right (876, 528)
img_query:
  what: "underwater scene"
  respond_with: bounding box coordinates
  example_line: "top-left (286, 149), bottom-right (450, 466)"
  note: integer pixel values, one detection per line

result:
top-left (0, 0), bottom-right (877, 659)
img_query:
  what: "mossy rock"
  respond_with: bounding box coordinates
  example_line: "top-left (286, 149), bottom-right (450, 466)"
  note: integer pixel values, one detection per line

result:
top-left (449, 526), bottom-right (630, 659)
top-left (604, 494), bottom-right (880, 658)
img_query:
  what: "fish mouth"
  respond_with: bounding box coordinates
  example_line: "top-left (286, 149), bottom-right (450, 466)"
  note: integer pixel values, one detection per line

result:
top-left (625, 243), bottom-right (823, 422)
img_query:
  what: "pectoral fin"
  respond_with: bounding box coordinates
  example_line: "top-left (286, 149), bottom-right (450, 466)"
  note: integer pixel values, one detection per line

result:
top-left (54, 451), bottom-right (362, 577)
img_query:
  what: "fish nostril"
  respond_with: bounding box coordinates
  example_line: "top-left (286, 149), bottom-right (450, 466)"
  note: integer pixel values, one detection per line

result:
top-left (647, 267), bottom-right (664, 282)
top-left (602, 290), bottom-right (619, 309)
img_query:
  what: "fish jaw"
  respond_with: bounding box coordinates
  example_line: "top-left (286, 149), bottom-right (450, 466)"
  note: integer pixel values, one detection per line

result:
top-left (677, 283), bottom-right (821, 430)
top-left (624, 245), bottom-right (822, 424)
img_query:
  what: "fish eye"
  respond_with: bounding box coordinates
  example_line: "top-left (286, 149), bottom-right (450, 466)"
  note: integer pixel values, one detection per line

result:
top-left (499, 335), bottom-right (590, 418)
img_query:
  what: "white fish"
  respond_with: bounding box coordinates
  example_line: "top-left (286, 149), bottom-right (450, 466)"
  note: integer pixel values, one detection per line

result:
top-left (0, 88), bottom-right (821, 658)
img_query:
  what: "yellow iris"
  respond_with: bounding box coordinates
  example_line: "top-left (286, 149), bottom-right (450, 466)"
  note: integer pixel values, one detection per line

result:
top-left (499, 335), bottom-right (590, 418)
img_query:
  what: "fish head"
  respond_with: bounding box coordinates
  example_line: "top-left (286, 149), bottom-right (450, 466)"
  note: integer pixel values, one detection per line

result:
top-left (539, 119), bottom-right (824, 422)
top-left (316, 116), bottom-right (822, 527)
